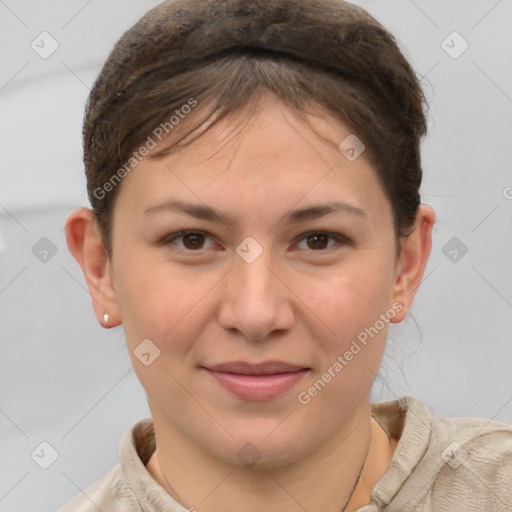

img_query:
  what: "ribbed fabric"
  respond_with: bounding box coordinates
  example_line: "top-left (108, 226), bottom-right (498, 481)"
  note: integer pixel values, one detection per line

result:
top-left (57, 396), bottom-right (512, 511)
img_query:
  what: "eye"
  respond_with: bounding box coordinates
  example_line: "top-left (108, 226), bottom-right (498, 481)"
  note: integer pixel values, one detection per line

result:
top-left (295, 232), bottom-right (350, 251)
top-left (162, 230), bottom-right (216, 251)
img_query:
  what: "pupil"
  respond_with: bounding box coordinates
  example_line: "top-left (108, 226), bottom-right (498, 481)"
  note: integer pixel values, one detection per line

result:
top-left (184, 233), bottom-right (204, 249)
top-left (307, 234), bottom-right (328, 250)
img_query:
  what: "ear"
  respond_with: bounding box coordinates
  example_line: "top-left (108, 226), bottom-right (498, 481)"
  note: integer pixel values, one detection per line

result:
top-left (390, 205), bottom-right (436, 323)
top-left (65, 208), bottom-right (121, 328)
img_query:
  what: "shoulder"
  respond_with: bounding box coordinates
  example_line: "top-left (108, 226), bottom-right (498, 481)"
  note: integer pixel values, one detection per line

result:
top-left (56, 417), bottom-right (156, 511)
top-left (56, 464), bottom-right (139, 512)
top-left (377, 396), bottom-right (512, 511)
top-left (368, 396), bottom-right (512, 510)
top-left (427, 404), bottom-right (512, 510)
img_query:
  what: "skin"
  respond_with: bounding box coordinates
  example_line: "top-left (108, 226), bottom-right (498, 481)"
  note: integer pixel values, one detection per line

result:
top-left (66, 93), bottom-right (434, 512)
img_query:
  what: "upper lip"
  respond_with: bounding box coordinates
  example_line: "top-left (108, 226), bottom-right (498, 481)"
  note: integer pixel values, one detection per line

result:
top-left (204, 361), bottom-right (309, 375)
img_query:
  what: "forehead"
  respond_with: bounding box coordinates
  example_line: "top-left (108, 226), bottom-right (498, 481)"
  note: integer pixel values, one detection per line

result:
top-left (115, 95), bottom-right (391, 225)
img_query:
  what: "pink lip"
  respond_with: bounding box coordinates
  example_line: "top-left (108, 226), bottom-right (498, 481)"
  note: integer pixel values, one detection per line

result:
top-left (202, 361), bottom-right (310, 401)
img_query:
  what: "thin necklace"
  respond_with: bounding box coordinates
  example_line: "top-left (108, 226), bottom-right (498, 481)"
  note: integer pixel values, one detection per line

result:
top-left (156, 430), bottom-right (372, 512)
top-left (156, 452), bottom-right (186, 505)
top-left (340, 429), bottom-right (372, 512)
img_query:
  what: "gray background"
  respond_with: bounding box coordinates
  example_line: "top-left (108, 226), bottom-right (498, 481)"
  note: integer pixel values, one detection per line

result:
top-left (1, 0), bottom-right (511, 510)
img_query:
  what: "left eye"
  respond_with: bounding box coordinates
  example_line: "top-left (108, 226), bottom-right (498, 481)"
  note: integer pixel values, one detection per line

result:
top-left (295, 232), bottom-right (348, 251)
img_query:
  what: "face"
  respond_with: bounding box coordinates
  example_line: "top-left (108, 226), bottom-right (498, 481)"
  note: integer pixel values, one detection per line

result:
top-left (107, 95), bottom-right (403, 467)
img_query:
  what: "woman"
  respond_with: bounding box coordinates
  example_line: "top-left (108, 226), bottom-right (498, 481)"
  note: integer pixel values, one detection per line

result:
top-left (61, 0), bottom-right (512, 510)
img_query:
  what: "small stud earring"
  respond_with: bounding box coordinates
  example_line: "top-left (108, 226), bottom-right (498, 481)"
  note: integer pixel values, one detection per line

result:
top-left (103, 313), bottom-right (109, 324)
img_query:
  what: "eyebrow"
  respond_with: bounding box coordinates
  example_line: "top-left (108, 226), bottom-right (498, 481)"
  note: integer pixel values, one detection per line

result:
top-left (143, 199), bottom-right (367, 228)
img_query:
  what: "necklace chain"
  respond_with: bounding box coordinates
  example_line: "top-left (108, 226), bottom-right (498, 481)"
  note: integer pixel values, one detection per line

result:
top-left (340, 428), bottom-right (372, 512)
top-left (156, 429), bottom-right (372, 512)
top-left (156, 452), bottom-right (185, 505)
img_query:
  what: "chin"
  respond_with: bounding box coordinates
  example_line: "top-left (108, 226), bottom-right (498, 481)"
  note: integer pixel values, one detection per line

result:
top-left (211, 423), bottom-right (313, 470)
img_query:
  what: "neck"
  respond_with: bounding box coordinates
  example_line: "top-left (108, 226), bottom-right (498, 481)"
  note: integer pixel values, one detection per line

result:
top-left (146, 404), bottom-right (396, 512)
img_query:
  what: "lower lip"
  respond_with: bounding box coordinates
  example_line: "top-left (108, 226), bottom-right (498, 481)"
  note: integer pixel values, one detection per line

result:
top-left (204, 368), bottom-right (309, 401)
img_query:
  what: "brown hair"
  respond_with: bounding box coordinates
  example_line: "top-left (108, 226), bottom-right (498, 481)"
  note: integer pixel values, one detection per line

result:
top-left (83, 0), bottom-right (427, 255)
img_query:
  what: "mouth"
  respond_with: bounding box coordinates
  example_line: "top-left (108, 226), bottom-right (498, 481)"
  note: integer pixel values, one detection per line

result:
top-left (201, 361), bottom-right (310, 401)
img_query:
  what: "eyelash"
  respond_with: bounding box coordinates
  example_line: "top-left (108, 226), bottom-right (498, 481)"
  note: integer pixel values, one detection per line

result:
top-left (160, 230), bottom-right (352, 253)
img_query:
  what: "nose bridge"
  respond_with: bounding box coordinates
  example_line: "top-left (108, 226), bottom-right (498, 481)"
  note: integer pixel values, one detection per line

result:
top-left (233, 240), bottom-right (277, 301)
top-left (218, 238), bottom-right (294, 338)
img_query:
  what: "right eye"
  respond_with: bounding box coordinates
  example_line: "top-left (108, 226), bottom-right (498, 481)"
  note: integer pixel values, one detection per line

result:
top-left (161, 230), bottom-right (217, 251)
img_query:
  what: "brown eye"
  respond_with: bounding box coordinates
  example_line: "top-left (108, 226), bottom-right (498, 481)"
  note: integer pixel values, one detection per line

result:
top-left (306, 233), bottom-right (330, 250)
top-left (182, 233), bottom-right (206, 250)
top-left (295, 232), bottom-right (349, 252)
top-left (163, 231), bottom-right (215, 251)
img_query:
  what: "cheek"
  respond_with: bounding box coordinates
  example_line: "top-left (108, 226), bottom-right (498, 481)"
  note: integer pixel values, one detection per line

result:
top-left (293, 264), bottom-right (393, 414)
top-left (293, 257), bottom-right (395, 342)
top-left (115, 253), bottom-right (219, 351)
top-left (115, 256), bottom-right (218, 402)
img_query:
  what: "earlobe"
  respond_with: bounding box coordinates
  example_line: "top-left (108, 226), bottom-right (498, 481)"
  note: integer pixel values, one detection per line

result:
top-left (390, 205), bottom-right (435, 323)
top-left (65, 208), bottom-right (122, 328)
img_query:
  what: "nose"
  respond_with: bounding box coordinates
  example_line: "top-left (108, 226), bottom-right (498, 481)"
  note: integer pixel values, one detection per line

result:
top-left (217, 248), bottom-right (295, 341)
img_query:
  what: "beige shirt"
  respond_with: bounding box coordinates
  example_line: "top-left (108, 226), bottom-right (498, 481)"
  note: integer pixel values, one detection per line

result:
top-left (57, 396), bottom-right (512, 511)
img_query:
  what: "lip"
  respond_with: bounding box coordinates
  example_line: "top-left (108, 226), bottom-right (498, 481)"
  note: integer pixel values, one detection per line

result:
top-left (202, 361), bottom-right (310, 401)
